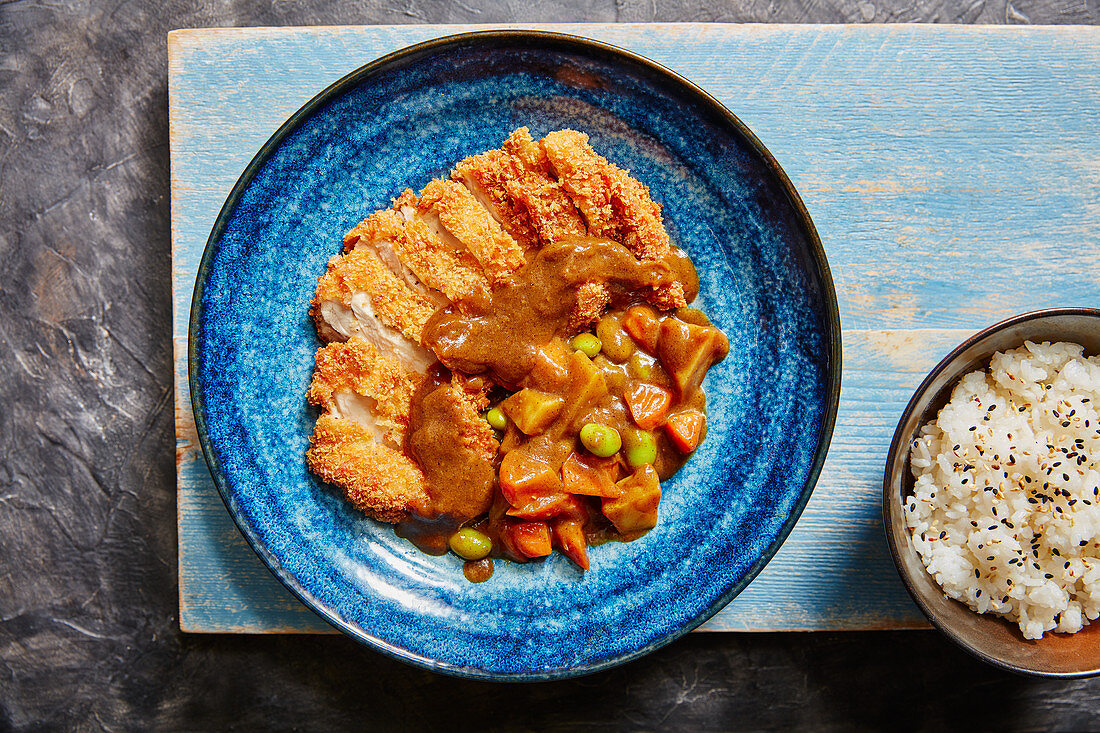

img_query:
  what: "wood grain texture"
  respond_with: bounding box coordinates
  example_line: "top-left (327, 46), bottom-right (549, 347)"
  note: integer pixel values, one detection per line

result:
top-left (170, 24), bottom-right (1100, 633)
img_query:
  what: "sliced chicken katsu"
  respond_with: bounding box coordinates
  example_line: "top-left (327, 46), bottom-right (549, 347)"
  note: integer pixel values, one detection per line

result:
top-left (417, 178), bottom-right (525, 282)
top-left (541, 129), bottom-right (670, 262)
top-left (452, 127), bottom-right (586, 250)
top-left (342, 209), bottom-right (449, 309)
top-left (310, 246), bottom-right (437, 373)
top-left (391, 189), bottom-right (494, 310)
top-left (306, 337), bottom-right (430, 521)
top-left (308, 126), bottom-right (696, 534)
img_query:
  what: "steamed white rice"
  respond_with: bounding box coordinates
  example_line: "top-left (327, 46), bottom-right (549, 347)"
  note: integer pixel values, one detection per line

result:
top-left (906, 341), bottom-right (1100, 639)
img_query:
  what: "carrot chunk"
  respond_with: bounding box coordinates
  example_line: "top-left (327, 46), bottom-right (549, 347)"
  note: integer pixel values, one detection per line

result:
top-left (561, 452), bottom-right (621, 497)
top-left (665, 410), bottom-right (706, 453)
top-left (499, 448), bottom-right (562, 506)
top-left (551, 517), bottom-right (590, 570)
top-left (506, 491), bottom-right (573, 520)
top-left (624, 382), bottom-right (673, 430)
top-left (621, 305), bottom-right (661, 353)
top-left (510, 522), bottom-right (553, 558)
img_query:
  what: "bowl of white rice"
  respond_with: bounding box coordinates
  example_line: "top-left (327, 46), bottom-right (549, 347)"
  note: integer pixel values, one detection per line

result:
top-left (884, 308), bottom-right (1100, 677)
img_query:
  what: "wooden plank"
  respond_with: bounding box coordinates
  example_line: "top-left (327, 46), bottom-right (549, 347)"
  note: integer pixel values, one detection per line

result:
top-left (170, 24), bottom-right (1100, 632)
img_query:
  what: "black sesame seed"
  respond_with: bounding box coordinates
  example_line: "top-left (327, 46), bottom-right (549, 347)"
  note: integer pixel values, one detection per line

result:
top-left (976, 590), bottom-right (982, 597)
top-left (970, 426), bottom-right (977, 432)
top-left (1045, 573), bottom-right (1054, 579)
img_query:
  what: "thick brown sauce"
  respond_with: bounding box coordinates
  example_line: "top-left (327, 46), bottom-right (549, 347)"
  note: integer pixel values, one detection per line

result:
top-left (398, 236), bottom-right (728, 575)
top-left (422, 237), bottom-right (678, 387)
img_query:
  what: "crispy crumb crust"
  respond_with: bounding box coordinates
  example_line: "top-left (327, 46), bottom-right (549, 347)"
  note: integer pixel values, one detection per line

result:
top-left (343, 208), bottom-right (404, 252)
top-left (418, 178), bottom-right (526, 282)
top-left (429, 375), bottom-right (499, 460)
top-left (307, 337), bottom-right (421, 431)
top-left (308, 414), bottom-right (429, 522)
top-left (310, 247), bottom-right (437, 343)
top-left (392, 189), bottom-right (492, 308)
top-left (541, 129), bottom-right (670, 262)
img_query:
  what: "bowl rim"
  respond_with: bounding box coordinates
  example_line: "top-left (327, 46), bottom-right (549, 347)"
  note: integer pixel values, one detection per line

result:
top-left (883, 306), bottom-right (1100, 678)
top-left (188, 28), bottom-right (843, 680)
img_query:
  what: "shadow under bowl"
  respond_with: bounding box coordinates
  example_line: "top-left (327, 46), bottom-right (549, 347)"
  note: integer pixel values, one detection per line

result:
top-left (884, 307), bottom-right (1100, 677)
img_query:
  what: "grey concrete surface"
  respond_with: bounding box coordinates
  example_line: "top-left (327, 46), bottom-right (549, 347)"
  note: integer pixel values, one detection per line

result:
top-left (3, 0), bottom-right (1100, 729)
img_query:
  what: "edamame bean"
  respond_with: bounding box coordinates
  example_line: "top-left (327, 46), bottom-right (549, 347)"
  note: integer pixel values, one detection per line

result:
top-left (485, 407), bottom-right (507, 431)
top-left (623, 428), bottom-right (658, 468)
top-left (579, 422), bottom-right (622, 457)
top-left (571, 333), bottom-right (602, 358)
top-left (449, 528), bottom-right (493, 560)
top-left (597, 316), bottom-right (635, 363)
top-left (627, 353), bottom-right (652, 380)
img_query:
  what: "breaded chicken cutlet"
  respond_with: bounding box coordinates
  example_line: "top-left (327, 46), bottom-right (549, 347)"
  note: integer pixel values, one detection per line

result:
top-left (307, 127), bottom-right (688, 522)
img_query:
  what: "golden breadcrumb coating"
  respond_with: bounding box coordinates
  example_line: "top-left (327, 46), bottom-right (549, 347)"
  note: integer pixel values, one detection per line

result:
top-left (453, 149), bottom-right (541, 250)
top-left (604, 163), bottom-right (670, 262)
top-left (541, 129), bottom-right (669, 261)
top-left (570, 280), bottom-right (613, 332)
top-left (417, 179), bottom-right (526, 282)
top-left (392, 189), bottom-right (492, 309)
top-left (343, 208), bottom-right (404, 252)
top-left (443, 374), bottom-right (497, 458)
top-left (308, 337), bottom-right (421, 435)
top-left (453, 128), bottom-right (586, 250)
top-left (307, 414), bottom-right (429, 523)
top-left (310, 246), bottom-right (437, 343)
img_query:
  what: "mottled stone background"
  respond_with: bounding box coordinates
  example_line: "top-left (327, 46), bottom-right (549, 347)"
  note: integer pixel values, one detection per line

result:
top-left (3, 0), bottom-right (1100, 729)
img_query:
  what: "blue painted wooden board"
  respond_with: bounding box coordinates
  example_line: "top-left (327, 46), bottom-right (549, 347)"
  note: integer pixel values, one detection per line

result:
top-left (170, 23), bottom-right (1100, 633)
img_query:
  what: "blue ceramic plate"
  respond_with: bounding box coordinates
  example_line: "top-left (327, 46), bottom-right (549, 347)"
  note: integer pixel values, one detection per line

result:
top-left (190, 31), bottom-right (841, 679)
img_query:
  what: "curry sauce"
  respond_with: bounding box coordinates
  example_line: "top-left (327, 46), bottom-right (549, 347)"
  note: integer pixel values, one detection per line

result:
top-left (399, 236), bottom-right (728, 578)
top-left (306, 128), bottom-right (730, 581)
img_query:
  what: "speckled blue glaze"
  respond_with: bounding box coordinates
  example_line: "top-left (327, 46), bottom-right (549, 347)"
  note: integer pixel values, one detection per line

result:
top-left (190, 31), bottom-right (840, 679)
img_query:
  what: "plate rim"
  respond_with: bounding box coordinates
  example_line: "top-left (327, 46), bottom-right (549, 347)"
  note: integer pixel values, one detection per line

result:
top-left (187, 28), bottom-right (843, 680)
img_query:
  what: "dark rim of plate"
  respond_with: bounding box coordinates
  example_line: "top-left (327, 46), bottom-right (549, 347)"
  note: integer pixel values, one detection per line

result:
top-left (188, 29), bottom-right (843, 681)
top-left (882, 306), bottom-right (1100, 678)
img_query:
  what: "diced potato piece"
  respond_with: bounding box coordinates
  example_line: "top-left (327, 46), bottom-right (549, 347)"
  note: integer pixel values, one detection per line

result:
top-left (602, 464), bottom-right (661, 538)
top-left (624, 382), bottom-right (673, 431)
top-left (501, 388), bottom-right (566, 436)
top-left (528, 339), bottom-right (572, 392)
top-left (498, 422), bottom-right (525, 454)
top-left (657, 318), bottom-right (730, 397)
top-left (622, 305), bottom-right (662, 353)
top-left (666, 410), bottom-right (706, 453)
top-left (555, 350), bottom-right (609, 435)
top-left (510, 522), bottom-right (553, 558)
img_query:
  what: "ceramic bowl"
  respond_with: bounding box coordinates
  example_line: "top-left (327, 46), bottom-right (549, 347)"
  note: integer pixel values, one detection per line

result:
top-left (190, 30), bottom-right (841, 679)
top-left (884, 307), bottom-right (1100, 677)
